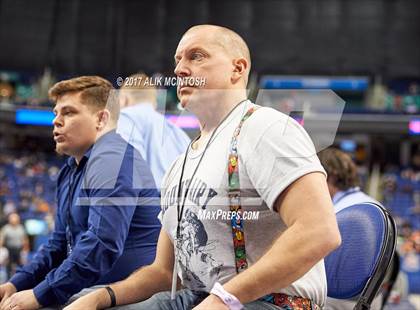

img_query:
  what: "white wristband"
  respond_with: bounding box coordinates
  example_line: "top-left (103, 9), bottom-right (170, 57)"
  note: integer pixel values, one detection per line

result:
top-left (210, 282), bottom-right (243, 310)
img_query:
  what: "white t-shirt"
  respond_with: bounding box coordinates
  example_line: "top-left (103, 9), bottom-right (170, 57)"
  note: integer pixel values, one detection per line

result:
top-left (160, 101), bottom-right (327, 306)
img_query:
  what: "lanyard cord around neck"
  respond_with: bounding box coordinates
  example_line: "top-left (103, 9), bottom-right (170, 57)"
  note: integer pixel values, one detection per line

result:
top-left (175, 100), bottom-right (247, 239)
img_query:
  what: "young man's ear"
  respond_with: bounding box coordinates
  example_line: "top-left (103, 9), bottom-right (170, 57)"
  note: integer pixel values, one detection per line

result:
top-left (231, 57), bottom-right (248, 84)
top-left (96, 109), bottom-right (111, 130)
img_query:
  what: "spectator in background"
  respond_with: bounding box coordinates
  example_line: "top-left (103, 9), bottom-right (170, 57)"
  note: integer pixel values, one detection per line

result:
top-left (403, 83), bottom-right (420, 114)
top-left (117, 73), bottom-right (190, 188)
top-left (319, 147), bottom-right (379, 212)
top-left (319, 148), bottom-right (382, 310)
top-left (2, 201), bottom-right (16, 218)
top-left (0, 213), bottom-right (26, 279)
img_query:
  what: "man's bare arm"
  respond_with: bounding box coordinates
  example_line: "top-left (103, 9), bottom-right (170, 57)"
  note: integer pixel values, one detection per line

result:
top-left (222, 172), bottom-right (341, 303)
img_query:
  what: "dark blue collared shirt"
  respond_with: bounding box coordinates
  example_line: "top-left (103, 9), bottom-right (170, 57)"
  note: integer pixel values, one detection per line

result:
top-left (10, 130), bottom-right (161, 306)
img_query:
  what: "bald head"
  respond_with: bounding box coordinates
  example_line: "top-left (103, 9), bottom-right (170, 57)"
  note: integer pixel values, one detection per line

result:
top-left (183, 25), bottom-right (251, 85)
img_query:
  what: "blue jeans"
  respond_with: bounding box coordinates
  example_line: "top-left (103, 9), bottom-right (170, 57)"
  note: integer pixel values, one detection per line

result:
top-left (111, 289), bottom-right (282, 310)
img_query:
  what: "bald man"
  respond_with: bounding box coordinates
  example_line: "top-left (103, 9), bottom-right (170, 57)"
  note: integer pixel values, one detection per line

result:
top-left (65, 24), bottom-right (341, 310)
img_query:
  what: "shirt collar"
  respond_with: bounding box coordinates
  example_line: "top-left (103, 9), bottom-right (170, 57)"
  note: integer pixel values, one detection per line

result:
top-left (332, 186), bottom-right (360, 204)
top-left (66, 146), bottom-right (93, 169)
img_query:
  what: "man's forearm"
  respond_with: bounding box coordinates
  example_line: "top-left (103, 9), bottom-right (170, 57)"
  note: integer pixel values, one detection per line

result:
top-left (223, 221), bottom-right (340, 304)
top-left (97, 264), bottom-right (173, 309)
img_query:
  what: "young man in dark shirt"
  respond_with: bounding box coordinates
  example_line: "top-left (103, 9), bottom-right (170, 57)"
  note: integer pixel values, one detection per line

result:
top-left (0, 76), bottom-right (161, 309)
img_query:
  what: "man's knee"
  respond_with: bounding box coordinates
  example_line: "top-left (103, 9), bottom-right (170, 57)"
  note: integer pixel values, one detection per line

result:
top-left (67, 286), bottom-right (105, 304)
top-left (110, 291), bottom-right (173, 310)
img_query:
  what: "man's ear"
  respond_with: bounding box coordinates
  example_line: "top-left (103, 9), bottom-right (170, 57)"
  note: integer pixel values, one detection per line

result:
top-left (96, 109), bottom-right (111, 131)
top-left (231, 57), bottom-right (248, 84)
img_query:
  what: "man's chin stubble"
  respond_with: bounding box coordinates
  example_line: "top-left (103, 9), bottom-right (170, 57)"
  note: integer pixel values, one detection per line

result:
top-left (55, 147), bottom-right (64, 156)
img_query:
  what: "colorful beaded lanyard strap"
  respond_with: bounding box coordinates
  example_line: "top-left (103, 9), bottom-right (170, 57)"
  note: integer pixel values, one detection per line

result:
top-left (227, 105), bottom-right (318, 310)
top-left (227, 105), bottom-right (260, 273)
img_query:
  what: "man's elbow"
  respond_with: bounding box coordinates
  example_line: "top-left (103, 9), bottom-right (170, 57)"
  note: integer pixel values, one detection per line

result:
top-left (321, 226), bottom-right (342, 255)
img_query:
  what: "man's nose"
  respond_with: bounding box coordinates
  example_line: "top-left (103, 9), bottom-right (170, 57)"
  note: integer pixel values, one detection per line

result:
top-left (53, 115), bottom-right (63, 127)
top-left (174, 59), bottom-right (191, 77)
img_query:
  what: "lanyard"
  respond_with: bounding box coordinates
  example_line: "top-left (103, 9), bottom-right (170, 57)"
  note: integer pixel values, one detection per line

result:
top-left (171, 100), bottom-right (247, 299)
top-left (227, 106), bottom-right (260, 273)
top-left (226, 106), bottom-right (320, 309)
top-left (175, 100), bottom-right (248, 240)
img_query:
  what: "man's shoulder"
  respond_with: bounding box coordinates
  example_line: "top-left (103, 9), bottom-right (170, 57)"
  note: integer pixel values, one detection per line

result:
top-left (254, 105), bottom-right (290, 121)
top-left (355, 191), bottom-right (380, 205)
top-left (121, 105), bottom-right (190, 141)
top-left (85, 132), bottom-right (139, 174)
top-left (94, 131), bottom-right (131, 155)
top-left (1, 224), bottom-right (11, 232)
top-left (239, 105), bottom-right (295, 144)
top-left (245, 105), bottom-right (293, 130)
top-left (335, 190), bottom-right (380, 213)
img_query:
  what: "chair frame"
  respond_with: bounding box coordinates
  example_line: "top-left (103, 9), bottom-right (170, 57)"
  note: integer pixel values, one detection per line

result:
top-left (352, 203), bottom-right (397, 310)
top-left (380, 252), bottom-right (400, 308)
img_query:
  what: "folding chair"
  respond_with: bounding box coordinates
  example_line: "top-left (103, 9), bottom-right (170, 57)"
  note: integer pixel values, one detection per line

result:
top-left (325, 202), bottom-right (397, 310)
top-left (381, 252), bottom-right (400, 307)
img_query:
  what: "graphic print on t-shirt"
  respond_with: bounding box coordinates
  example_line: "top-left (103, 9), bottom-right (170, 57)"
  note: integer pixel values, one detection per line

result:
top-left (177, 209), bottom-right (223, 289)
top-left (162, 177), bottom-right (223, 290)
top-left (161, 177), bottom-right (218, 215)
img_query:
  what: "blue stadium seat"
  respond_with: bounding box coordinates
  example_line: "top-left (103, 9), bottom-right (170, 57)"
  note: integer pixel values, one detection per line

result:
top-left (325, 202), bottom-right (397, 310)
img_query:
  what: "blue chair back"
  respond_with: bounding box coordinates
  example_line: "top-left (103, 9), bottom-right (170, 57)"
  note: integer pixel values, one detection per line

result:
top-left (325, 202), bottom-right (397, 309)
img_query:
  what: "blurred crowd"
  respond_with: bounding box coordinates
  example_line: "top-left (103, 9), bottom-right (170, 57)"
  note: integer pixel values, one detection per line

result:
top-left (0, 70), bottom-right (56, 108)
top-left (0, 152), bottom-right (61, 282)
top-left (380, 156), bottom-right (420, 296)
top-left (0, 153), bottom-right (60, 221)
top-left (368, 79), bottom-right (420, 114)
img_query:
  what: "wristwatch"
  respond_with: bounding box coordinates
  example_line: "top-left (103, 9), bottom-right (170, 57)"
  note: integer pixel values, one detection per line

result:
top-left (210, 282), bottom-right (243, 310)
